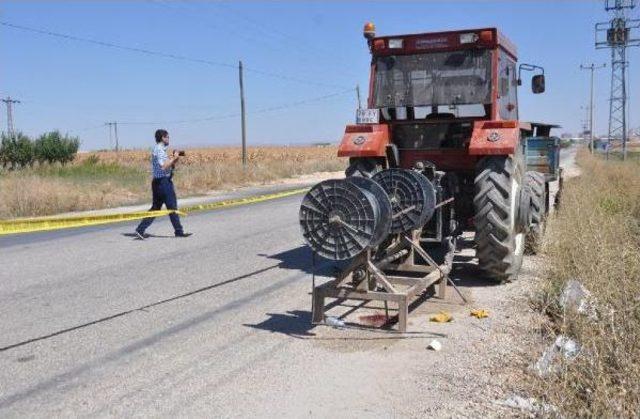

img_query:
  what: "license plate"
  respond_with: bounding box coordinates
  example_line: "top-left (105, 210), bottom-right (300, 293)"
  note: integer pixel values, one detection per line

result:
top-left (356, 108), bottom-right (380, 124)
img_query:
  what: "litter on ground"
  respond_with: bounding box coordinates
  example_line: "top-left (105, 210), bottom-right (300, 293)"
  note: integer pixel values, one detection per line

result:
top-left (427, 340), bottom-right (442, 351)
top-left (429, 311), bottom-right (453, 323)
top-left (470, 309), bottom-right (489, 319)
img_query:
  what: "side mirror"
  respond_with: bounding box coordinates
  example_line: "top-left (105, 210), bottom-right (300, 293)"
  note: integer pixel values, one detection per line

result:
top-left (532, 74), bottom-right (545, 94)
top-left (519, 63), bottom-right (545, 93)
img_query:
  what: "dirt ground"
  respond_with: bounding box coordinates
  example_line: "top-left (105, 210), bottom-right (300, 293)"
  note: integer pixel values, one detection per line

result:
top-left (303, 236), bottom-right (548, 417)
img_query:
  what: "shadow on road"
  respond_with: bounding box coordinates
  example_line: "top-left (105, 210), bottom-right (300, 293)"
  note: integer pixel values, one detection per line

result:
top-left (244, 310), bottom-right (316, 337)
top-left (450, 259), bottom-right (501, 288)
top-left (260, 245), bottom-right (347, 277)
top-left (244, 310), bottom-right (447, 341)
top-left (121, 233), bottom-right (174, 239)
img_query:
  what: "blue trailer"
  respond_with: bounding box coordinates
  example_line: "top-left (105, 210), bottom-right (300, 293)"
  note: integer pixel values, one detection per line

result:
top-left (518, 123), bottom-right (564, 251)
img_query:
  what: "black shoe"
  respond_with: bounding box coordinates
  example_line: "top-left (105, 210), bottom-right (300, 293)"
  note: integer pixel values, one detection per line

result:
top-left (175, 232), bottom-right (193, 238)
top-left (134, 231), bottom-right (145, 240)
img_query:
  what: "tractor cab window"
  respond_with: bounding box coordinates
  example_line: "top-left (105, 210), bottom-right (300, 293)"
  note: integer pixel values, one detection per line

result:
top-left (373, 49), bottom-right (492, 114)
top-left (498, 49), bottom-right (518, 120)
top-left (382, 104), bottom-right (487, 120)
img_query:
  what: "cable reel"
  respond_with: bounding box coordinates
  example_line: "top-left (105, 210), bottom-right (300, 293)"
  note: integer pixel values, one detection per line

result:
top-left (372, 168), bottom-right (437, 233)
top-left (299, 178), bottom-right (392, 260)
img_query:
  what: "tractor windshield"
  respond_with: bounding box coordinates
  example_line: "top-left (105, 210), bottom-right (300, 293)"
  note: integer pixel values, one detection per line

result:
top-left (373, 49), bottom-right (492, 109)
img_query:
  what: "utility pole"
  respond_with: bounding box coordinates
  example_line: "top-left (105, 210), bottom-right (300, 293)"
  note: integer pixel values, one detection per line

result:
top-left (105, 122), bottom-right (119, 152)
top-left (239, 60), bottom-right (247, 170)
top-left (114, 121), bottom-right (119, 152)
top-left (1, 97), bottom-right (21, 138)
top-left (580, 106), bottom-right (590, 137)
top-left (580, 63), bottom-right (606, 153)
top-left (356, 85), bottom-right (362, 109)
top-left (108, 123), bottom-right (113, 150)
top-left (595, 0), bottom-right (640, 160)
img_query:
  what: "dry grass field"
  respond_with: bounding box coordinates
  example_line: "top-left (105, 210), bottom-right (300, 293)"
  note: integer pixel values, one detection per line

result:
top-left (75, 146), bottom-right (339, 167)
top-left (0, 146), bottom-right (346, 218)
top-left (533, 149), bottom-right (640, 416)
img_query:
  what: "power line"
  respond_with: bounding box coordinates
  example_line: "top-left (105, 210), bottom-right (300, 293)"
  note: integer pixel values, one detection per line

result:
top-left (207, 2), bottom-right (359, 78)
top-left (149, 0), bottom-right (357, 81)
top-left (114, 87), bottom-right (355, 126)
top-left (64, 87), bottom-right (354, 137)
top-left (248, 88), bottom-right (355, 114)
top-left (147, 0), bottom-right (292, 55)
top-left (214, 2), bottom-right (304, 45)
top-left (0, 20), bottom-right (350, 90)
top-left (150, 0), bottom-right (352, 68)
top-left (71, 124), bottom-right (110, 133)
top-left (0, 21), bottom-right (234, 68)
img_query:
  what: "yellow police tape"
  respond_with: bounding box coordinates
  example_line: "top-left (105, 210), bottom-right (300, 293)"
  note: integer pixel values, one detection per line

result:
top-left (181, 187), bottom-right (307, 213)
top-left (0, 187), bottom-right (308, 236)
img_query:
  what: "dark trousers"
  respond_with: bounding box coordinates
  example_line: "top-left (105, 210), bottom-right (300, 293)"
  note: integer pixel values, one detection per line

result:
top-left (136, 177), bottom-right (183, 234)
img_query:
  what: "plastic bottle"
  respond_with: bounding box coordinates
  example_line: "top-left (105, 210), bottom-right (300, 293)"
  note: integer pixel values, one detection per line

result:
top-left (325, 316), bottom-right (345, 328)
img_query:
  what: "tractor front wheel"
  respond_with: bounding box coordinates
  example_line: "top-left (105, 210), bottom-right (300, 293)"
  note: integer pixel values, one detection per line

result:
top-left (473, 155), bottom-right (526, 282)
top-left (345, 157), bottom-right (384, 178)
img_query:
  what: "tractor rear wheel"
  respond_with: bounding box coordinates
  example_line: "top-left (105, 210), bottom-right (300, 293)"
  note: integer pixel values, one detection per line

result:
top-left (524, 171), bottom-right (546, 254)
top-left (473, 155), bottom-right (526, 282)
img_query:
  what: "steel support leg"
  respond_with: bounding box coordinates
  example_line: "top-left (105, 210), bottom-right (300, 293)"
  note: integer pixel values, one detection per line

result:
top-left (398, 300), bottom-right (408, 332)
top-left (312, 289), bottom-right (325, 324)
top-left (438, 276), bottom-right (447, 299)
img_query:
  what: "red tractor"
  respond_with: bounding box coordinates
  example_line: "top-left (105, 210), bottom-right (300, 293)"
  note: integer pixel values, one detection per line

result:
top-left (336, 24), bottom-right (556, 282)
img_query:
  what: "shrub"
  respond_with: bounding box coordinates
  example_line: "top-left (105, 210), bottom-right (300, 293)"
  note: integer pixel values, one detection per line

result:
top-left (34, 131), bottom-right (80, 165)
top-left (0, 132), bottom-right (35, 169)
top-left (0, 135), bottom-right (9, 168)
top-left (84, 154), bottom-right (100, 165)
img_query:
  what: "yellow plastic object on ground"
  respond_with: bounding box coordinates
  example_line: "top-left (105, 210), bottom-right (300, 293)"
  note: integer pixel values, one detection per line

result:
top-left (429, 311), bottom-right (453, 323)
top-left (470, 309), bottom-right (489, 319)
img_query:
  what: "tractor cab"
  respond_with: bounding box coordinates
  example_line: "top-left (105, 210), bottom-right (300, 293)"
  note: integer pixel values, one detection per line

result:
top-left (371, 28), bottom-right (516, 125)
top-left (339, 24), bottom-right (545, 173)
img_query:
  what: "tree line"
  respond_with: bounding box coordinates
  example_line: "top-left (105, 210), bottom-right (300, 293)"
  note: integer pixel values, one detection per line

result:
top-left (0, 131), bottom-right (80, 169)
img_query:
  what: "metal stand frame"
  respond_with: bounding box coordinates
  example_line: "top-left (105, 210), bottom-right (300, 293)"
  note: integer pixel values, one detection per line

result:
top-left (311, 230), bottom-right (453, 332)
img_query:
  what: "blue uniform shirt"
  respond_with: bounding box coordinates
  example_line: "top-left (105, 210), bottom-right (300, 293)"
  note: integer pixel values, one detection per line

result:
top-left (151, 143), bottom-right (172, 179)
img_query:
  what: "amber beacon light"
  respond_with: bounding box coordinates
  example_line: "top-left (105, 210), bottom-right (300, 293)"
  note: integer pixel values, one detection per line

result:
top-left (363, 22), bottom-right (376, 39)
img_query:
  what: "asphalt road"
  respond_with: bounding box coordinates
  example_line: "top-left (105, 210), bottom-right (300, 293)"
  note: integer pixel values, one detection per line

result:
top-left (1, 195), bottom-right (347, 416)
top-left (0, 148), bottom-right (576, 417)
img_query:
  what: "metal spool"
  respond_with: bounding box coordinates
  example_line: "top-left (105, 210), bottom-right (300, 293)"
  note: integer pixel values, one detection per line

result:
top-left (346, 176), bottom-right (392, 247)
top-left (372, 168), bottom-right (436, 233)
top-left (299, 179), bottom-right (385, 260)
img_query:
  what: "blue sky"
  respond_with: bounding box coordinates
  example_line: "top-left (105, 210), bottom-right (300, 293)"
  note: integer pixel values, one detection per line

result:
top-left (1, 0), bottom-right (638, 150)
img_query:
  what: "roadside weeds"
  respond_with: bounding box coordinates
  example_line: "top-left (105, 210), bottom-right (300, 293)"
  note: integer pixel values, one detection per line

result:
top-left (528, 150), bottom-right (640, 416)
